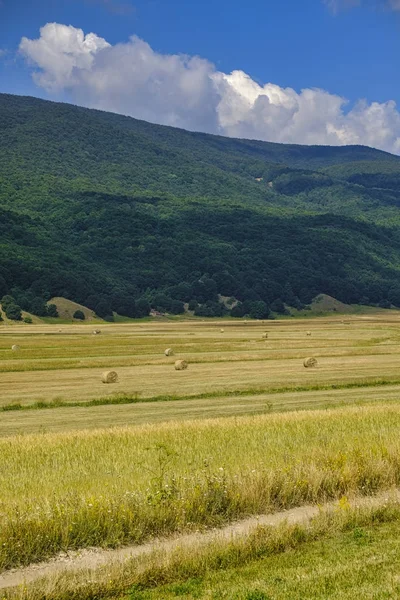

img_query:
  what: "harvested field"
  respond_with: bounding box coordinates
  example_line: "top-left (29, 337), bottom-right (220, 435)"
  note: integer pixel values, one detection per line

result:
top-left (2, 315), bottom-right (400, 413)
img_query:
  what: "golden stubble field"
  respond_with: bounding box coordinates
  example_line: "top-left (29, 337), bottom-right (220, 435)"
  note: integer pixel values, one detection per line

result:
top-left (1, 314), bottom-right (400, 435)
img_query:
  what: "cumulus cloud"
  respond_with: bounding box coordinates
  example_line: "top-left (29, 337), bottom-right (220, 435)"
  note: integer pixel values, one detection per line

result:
top-left (20, 24), bottom-right (110, 92)
top-left (19, 23), bottom-right (400, 153)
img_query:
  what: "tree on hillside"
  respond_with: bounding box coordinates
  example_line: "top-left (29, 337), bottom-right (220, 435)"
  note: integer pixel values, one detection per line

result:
top-left (5, 303), bottom-right (22, 321)
top-left (30, 297), bottom-right (48, 317)
top-left (0, 276), bottom-right (7, 299)
top-left (135, 298), bottom-right (151, 318)
top-left (249, 301), bottom-right (270, 319)
top-left (1, 295), bottom-right (15, 310)
top-left (94, 299), bottom-right (112, 319)
top-left (113, 296), bottom-right (136, 318)
top-left (270, 299), bottom-right (286, 314)
top-left (47, 304), bottom-right (59, 317)
top-left (230, 302), bottom-right (245, 318)
top-left (388, 285), bottom-right (400, 307)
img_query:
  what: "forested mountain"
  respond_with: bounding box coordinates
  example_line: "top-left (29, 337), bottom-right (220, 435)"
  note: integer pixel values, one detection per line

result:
top-left (2, 93), bottom-right (400, 319)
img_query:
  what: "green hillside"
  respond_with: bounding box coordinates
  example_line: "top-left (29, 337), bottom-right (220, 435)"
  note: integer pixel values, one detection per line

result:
top-left (1, 93), bottom-right (400, 319)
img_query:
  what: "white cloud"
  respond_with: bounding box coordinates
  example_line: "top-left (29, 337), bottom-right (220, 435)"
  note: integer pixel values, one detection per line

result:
top-left (19, 23), bottom-right (400, 154)
top-left (20, 23), bottom-right (110, 92)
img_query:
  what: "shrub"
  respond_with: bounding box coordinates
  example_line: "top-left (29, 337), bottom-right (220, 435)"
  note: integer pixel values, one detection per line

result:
top-left (5, 303), bottom-right (22, 321)
top-left (73, 310), bottom-right (85, 320)
top-left (23, 316), bottom-right (33, 324)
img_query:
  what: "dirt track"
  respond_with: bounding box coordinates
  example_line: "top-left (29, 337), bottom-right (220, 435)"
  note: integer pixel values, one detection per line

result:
top-left (1, 489), bottom-right (399, 590)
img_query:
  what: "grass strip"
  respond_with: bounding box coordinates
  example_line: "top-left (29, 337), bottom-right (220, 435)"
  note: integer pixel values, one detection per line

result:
top-left (4, 376), bottom-right (400, 412)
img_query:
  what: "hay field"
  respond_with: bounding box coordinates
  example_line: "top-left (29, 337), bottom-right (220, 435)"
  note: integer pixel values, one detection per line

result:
top-left (2, 315), bottom-right (400, 416)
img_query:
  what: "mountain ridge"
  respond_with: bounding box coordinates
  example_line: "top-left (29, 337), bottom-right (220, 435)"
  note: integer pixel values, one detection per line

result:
top-left (1, 93), bottom-right (400, 319)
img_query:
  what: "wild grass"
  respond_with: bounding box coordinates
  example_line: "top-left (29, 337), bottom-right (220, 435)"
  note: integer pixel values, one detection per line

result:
top-left (4, 498), bottom-right (400, 599)
top-left (2, 405), bottom-right (400, 570)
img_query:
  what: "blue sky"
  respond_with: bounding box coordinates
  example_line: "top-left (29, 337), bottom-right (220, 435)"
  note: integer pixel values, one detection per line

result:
top-left (1, 0), bottom-right (400, 151)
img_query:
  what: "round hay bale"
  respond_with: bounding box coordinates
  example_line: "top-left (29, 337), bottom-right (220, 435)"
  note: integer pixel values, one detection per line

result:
top-left (220, 328), bottom-right (224, 333)
top-left (11, 345), bottom-right (20, 352)
top-left (175, 359), bottom-right (188, 371)
top-left (306, 331), bottom-right (312, 336)
top-left (93, 329), bottom-right (101, 335)
top-left (164, 348), bottom-right (174, 356)
top-left (303, 357), bottom-right (318, 368)
top-left (262, 333), bottom-right (268, 339)
top-left (102, 371), bottom-right (118, 384)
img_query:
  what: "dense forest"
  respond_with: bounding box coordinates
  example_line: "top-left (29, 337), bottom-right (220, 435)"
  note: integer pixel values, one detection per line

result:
top-left (2, 93), bottom-right (400, 319)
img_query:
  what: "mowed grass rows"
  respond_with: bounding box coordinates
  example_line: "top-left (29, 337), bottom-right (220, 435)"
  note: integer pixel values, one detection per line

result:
top-left (2, 404), bottom-right (400, 569)
top-left (2, 383), bottom-right (400, 437)
top-left (2, 316), bottom-right (400, 407)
